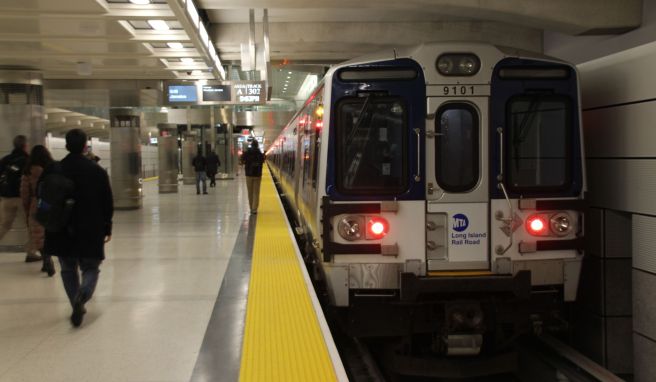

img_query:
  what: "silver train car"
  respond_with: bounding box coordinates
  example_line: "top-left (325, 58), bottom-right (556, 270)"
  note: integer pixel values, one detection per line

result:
top-left (267, 42), bottom-right (585, 360)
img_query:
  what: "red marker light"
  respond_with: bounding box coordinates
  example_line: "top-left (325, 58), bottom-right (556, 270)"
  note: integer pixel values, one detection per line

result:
top-left (366, 217), bottom-right (389, 239)
top-left (527, 216), bottom-right (547, 236)
top-left (371, 221), bottom-right (385, 235)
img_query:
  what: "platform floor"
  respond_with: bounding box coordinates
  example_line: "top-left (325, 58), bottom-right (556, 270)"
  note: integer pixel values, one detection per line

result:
top-left (0, 178), bottom-right (249, 382)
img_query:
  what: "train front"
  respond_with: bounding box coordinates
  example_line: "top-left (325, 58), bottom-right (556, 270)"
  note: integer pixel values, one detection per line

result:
top-left (319, 43), bottom-right (585, 363)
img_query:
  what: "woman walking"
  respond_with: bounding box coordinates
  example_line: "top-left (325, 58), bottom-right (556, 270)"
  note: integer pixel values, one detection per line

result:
top-left (20, 145), bottom-right (55, 276)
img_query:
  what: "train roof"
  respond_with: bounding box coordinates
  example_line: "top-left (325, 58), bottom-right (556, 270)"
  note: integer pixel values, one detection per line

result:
top-left (325, 41), bottom-right (571, 78)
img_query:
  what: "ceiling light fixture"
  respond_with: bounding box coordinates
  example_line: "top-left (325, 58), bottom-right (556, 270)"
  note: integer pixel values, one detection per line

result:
top-left (167, 42), bottom-right (184, 49)
top-left (148, 20), bottom-right (169, 31)
top-left (180, 57), bottom-right (195, 63)
top-left (129, 0), bottom-right (151, 4)
top-left (191, 70), bottom-right (202, 75)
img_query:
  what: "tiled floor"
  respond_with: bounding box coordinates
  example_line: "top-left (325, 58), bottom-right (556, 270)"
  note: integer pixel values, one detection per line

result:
top-left (0, 178), bottom-right (249, 382)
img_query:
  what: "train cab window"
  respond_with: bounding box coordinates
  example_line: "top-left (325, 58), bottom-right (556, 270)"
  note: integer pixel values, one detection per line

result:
top-left (336, 96), bottom-right (408, 195)
top-left (506, 95), bottom-right (571, 191)
top-left (435, 104), bottom-right (479, 192)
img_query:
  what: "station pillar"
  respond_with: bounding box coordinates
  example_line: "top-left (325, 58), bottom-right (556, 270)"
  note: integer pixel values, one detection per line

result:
top-left (109, 108), bottom-right (142, 210)
top-left (0, 69), bottom-right (44, 251)
top-left (181, 135), bottom-right (198, 185)
top-left (157, 135), bottom-right (178, 193)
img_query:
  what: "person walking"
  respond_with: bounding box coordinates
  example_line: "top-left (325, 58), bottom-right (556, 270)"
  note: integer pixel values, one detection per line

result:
top-left (240, 140), bottom-right (265, 214)
top-left (206, 150), bottom-right (221, 188)
top-left (20, 145), bottom-right (55, 276)
top-left (192, 151), bottom-right (208, 195)
top-left (43, 129), bottom-right (114, 327)
top-left (0, 135), bottom-right (39, 262)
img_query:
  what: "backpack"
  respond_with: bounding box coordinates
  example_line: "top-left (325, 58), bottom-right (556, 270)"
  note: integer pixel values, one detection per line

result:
top-left (35, 164), bottom-right (75, 232)
top-left (0, 155), bottom-right (25, 197)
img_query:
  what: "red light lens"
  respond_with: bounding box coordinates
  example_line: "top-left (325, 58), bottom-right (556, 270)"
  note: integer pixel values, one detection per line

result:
top-left (527, 216), bottom-right (547, 235)
top-left (371, 222), bottom-right (385, 235)
top-left (367, 218), bottom-right (388, 239)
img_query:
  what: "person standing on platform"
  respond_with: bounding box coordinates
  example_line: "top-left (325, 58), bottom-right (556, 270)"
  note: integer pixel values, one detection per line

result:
top-left (240, 140), bottom-right (265, 214)
top-left (192, 151), bottom-right (208, 195)
top-left (0, 135), bottom-right (39, 262)
top-left (43, 129), bottom-right (114, 327)
top-left (206, 150), bottom-right (220, 188)
top-left (20, 145), bottom-right (55, 276)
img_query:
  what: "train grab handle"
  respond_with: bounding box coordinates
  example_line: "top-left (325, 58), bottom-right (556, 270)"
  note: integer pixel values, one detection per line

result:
top-left (413, 128), bottom-right (421, 182)
top-left (495, 126), bottom-right (514, 255)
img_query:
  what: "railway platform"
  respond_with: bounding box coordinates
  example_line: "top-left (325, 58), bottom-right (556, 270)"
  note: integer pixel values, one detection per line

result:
top-left (0, 170), bottom-right (345, 382)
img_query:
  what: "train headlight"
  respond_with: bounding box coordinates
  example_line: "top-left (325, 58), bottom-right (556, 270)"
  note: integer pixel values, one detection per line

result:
top-left (436, 53), bottom-right (480, 76)
top-left (550, 213), bottom-right (572, 236)
top-left (338, 216), bottom-right (363, 241)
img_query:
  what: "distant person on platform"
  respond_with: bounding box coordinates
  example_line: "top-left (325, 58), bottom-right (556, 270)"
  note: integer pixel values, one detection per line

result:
top-left (0, 135), bottom-right (39, 262)
top-left (21, 145), bottom-right (55, 276)
top-left (43, 129), bottom-right (114, 328)
top-left (240, 140), bottom-right (265, 214)
top-left (206, 151), bottom-right (221, 188)
top-left (192, 151), bottom-right (208, 195)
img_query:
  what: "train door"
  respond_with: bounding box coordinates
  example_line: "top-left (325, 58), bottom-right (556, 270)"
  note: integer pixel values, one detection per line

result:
top-left (425, 94), bottom-right (490, 271)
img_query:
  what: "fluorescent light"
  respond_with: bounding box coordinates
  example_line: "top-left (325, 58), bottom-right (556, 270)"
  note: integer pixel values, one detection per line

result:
top-left (288, 71), bottom-right (292, 74)
top-left (287, 76), bottom-right (291, 79)
top-left (147, 20), bottom-right (169, 31)
top-left (180, 57), bottom-right (195, 63)
top-left (129, 0), bottom-right (150, 4)
top-left (167, 42), bottom-right (183, 49)
top-left (191, 70), bottom-right (201, 75)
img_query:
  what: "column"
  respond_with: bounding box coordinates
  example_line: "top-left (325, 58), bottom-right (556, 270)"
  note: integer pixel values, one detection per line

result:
top-left (109, 108), bottom-right (142, 210)
top-left (0, 70), bottom-right (44, 251)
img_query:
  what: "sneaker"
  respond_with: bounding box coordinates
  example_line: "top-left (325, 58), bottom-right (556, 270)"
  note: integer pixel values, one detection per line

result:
top-left (25, 253), bottom-right (42, 263)
top-left (203, 192), bottom-right (208, 195)
top-left (196, 191), bottom-right (200, 195)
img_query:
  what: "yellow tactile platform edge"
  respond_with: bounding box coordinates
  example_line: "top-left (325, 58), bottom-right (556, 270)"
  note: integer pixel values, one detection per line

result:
top-left (239, 168), bottom-right (338, 382)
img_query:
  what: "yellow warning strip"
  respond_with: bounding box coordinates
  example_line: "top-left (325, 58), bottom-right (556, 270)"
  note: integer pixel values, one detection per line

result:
top-left (239, 168), bottom-right (337, 382)
top-left (428, 271), bottom-right (493, 277)
top-left (142, 176), bottom-right (159, 182)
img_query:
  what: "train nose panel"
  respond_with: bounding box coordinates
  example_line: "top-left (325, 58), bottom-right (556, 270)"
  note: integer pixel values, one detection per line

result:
top-left (426, 203), bottom-right (490, 271)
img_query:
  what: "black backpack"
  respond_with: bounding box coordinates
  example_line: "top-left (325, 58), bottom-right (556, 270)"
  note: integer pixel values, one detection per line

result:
top-left (0, 155), bottom-right (26, 197)
top-left (35, 164), bottom-right (75, 232)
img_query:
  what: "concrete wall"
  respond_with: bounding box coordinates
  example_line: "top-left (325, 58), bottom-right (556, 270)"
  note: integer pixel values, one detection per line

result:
top-left (543, 4), bottom-right (656, 379)
top-left (574, 43), bottom-right (656, 381)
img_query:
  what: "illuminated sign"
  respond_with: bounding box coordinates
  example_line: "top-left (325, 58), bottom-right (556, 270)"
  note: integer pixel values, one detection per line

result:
top-left (202, 85), bottom-right (231, 102)
top-left (165, 81), bottom-right (266, 105)
top-left (168, 85), bottom-right (197, 102)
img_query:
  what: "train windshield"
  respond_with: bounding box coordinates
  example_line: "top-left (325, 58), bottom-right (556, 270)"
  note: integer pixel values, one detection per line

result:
top-left (506, 95), bottom-right (571, 191)
top-left (336, 96), bottom-right (408, 194)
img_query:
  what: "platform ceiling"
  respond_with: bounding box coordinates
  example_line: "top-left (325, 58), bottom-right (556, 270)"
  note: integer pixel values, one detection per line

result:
top-left (0, 0), bottom-right (643, 101)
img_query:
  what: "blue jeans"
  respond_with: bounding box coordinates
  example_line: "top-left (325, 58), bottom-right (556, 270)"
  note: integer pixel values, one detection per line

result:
top-left (196, 171), bottom-right (207, 194)
top-left (58, 257), bottom-right (102, 307)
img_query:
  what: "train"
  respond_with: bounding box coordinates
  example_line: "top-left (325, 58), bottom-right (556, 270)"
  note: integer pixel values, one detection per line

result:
top-left (266, 42), bottom-right (585, 375)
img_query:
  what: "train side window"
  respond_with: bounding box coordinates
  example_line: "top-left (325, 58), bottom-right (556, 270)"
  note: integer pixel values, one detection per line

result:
top-left (435, 103), bottom-right (479, 192)
top-left (336, 96), bottom-right (408, 195)
top-left (506, 95), bottom-right (571, 192)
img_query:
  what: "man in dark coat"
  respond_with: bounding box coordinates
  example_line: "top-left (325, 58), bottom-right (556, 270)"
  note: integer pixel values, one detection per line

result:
top-left (240, 140), bottom-right (265, 214)
top-left (44, 129), bottom-right (114, 327)
top-left (192, 152), bottom-right (208, 195)
top-left (0, 135), bottom-right (37, 261)
top-left (205, 151), bottom-right (221, 188)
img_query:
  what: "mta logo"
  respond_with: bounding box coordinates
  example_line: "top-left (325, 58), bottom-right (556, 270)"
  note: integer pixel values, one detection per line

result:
top-left (453, 214), bottom-right (469, 232)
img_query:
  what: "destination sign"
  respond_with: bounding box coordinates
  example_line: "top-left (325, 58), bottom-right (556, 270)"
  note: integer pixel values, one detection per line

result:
top-left (165, 81), bottom-right (266, 106)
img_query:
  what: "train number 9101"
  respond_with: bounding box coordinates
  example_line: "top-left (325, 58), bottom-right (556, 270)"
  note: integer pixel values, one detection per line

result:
top-left (443, 85), bottom-right (475, 96)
